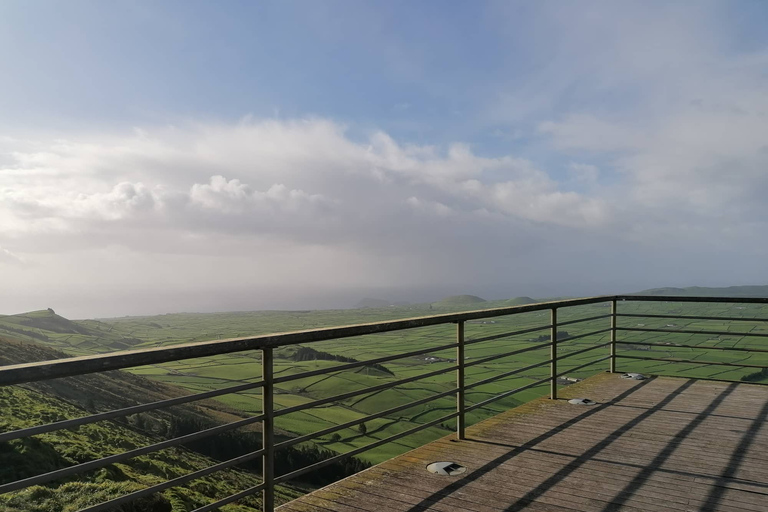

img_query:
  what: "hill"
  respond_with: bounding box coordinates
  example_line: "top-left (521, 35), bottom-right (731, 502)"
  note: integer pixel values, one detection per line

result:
top-left (0, 309), bottom-right (146, 354)
top-left (6, 309), bottom-right (95, 335)
top-left (433, 294), bottom-right (487, 307)
top-left (633, 285), bottom-right (768, 297)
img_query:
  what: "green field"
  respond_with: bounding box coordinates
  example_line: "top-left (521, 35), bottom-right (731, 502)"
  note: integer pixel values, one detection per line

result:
top-left (2, 293), bottom-right (768, 467)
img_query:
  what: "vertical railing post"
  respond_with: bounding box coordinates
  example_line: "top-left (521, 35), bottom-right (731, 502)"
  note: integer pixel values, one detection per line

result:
top-left (550, 308), bottom-right (558, 400)
top-left (456, 321), bottom-right (465, 440)
top-left (262, 348), bottom-right (274, 512)
top-left (610, 299), bottom-right (617, 373)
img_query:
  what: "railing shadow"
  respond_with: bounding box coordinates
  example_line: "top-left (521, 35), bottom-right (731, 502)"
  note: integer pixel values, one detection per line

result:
top-left (401, 376), bottom-right (658, 512)
top-left (466, 441), bottom-right (768, 491)
top-left (498, 378), bottom-right (701, 512)
top-left (596, 382), bottom-right (738, 512)
top-left (698, 396), bottom-right (768, 512)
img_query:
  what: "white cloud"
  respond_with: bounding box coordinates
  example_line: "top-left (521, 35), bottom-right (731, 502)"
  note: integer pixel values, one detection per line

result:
top-left (188, 176), bottom-right (329, 215)
top-left (0, 120), bottom-right (605, 243)
top-left (0, 119), bottom-right (626, 315)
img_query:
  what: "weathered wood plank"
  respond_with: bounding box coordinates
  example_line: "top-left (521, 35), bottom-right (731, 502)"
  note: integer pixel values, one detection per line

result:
top-left (278, 375), bottom-right (768, 512)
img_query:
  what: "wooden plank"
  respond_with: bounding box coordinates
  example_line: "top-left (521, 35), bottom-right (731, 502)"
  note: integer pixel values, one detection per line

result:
top-left (279, 376), bottom-right (768, 512)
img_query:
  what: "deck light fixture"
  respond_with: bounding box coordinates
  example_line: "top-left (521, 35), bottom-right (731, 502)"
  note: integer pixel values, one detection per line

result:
top-left (568, 398), bottom-right (597, 405)
top-left (426, 461), bottom-right (467, 476)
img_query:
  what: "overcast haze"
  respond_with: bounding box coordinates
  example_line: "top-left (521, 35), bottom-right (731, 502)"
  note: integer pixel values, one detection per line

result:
top-left (2, 1), bottom-right (768, 318)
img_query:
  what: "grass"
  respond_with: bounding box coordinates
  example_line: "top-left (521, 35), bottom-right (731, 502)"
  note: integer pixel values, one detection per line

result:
top-left (0, 386), bottom-right (303, 512)
top-left (3, 296), bottom-right (768, 470)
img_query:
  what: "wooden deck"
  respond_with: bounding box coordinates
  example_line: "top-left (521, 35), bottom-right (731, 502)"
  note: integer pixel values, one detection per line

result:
top-left (277, 373), bottom-right (768, 512)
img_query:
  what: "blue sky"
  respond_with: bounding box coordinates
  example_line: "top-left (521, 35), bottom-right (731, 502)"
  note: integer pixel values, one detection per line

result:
top-left (2, 1), bottom-right (768, 317)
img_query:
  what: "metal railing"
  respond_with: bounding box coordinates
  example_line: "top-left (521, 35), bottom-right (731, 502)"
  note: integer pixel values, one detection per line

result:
top-left (1, 294), bottom-right (768, 511)
top-left (613, 295), bottom-right (768, 382)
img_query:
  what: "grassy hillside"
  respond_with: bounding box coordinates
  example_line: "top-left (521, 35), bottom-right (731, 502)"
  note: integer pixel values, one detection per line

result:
top-left (0, 337), bottom-right (376, 511)
top-left (0, 309), bottom-right (148, 355)
top-left (0, 300), bottom-right (615, 466)
top-left (5, 288), bottom-right (768, 477)
top-left (0, 337), bottom-right (270, 436)
top-left (0, 384), bottom-right (303, 512)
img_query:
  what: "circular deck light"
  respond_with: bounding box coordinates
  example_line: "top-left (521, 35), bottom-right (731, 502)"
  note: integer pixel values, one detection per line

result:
top-left (568, 398), bottom-right (596, 405)
top-left (426, 461), bottom-right (467, 476)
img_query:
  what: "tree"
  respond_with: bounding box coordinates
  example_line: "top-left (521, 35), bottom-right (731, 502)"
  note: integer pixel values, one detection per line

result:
top-left (358, 422), bottom-right (367, 436)
top-left (329, 433), bottom-right (341, 443)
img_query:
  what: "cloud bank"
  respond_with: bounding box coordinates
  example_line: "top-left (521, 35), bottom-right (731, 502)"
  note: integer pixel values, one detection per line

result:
top-left (2, 2), bottom-right (768, 317)
top-left (1, 110), bottom-right (765, 318)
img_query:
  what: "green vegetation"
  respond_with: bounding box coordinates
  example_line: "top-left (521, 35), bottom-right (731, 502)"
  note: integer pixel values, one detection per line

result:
top-left (741, 367), bottom-right (768, 382)
top-left (291, 346), bottom-right (394, 376)
top-left (3, 287), bottom-right (768, 511)
top-left (612, 300), bottom-right (768, 383)
top-left (0, 385), bottom-right (303, 512)
top-left (0, 338), bottom-right (368, 511)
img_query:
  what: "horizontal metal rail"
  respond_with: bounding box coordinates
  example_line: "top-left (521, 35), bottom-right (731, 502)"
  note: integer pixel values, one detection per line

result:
top-left (614, 340), bottom-right (768, 353)
top-left (617, 295), bottom-right (768, 304)
top-left (0, 379), bottom-right (264, 443)
top-left (618, 313), bottom-right (768, 323)
top-left (272, 340), bottom-right (457, 385)
top-left (558, 314), bottom-right (612, 327)
top-left (617, 326), bottom-right (768, 338)
top-left (616, 354), bottom-right (768, 368)
top-left (192, 482), bottom-right (267, 512)
top-left (464, 359), bottom-right (551, 391)
top-left (554, 355), bottom-right (612, 379)
top-left (6, 294), bottom-right (768, 512)
top-left (465, 376), bottom-right (552, 413)
top-left (463, 324), bottom-right (551, 346)
top-left (559, 328), bottom-right (613, 343)
top-left (463, 342), bottom-right (549, 369)
top-left (556, 341), bottom-right (613, 361)
top-left (275, 387), bottom-right (460, 451)
top-left (80, 447), bottom-right (266, 512)
top-left (0, 296), bottom-right (614, 386)
top-left (274, 411), bottom-right (459, 485)
top-left (0, 411), bottom-right (265, 494)
top-left (273, 364), bottom-right (459, 418)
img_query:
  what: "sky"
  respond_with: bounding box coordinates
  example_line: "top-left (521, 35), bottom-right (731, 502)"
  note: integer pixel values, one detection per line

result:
top-left (2, 1), bottom-right (768, 318)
